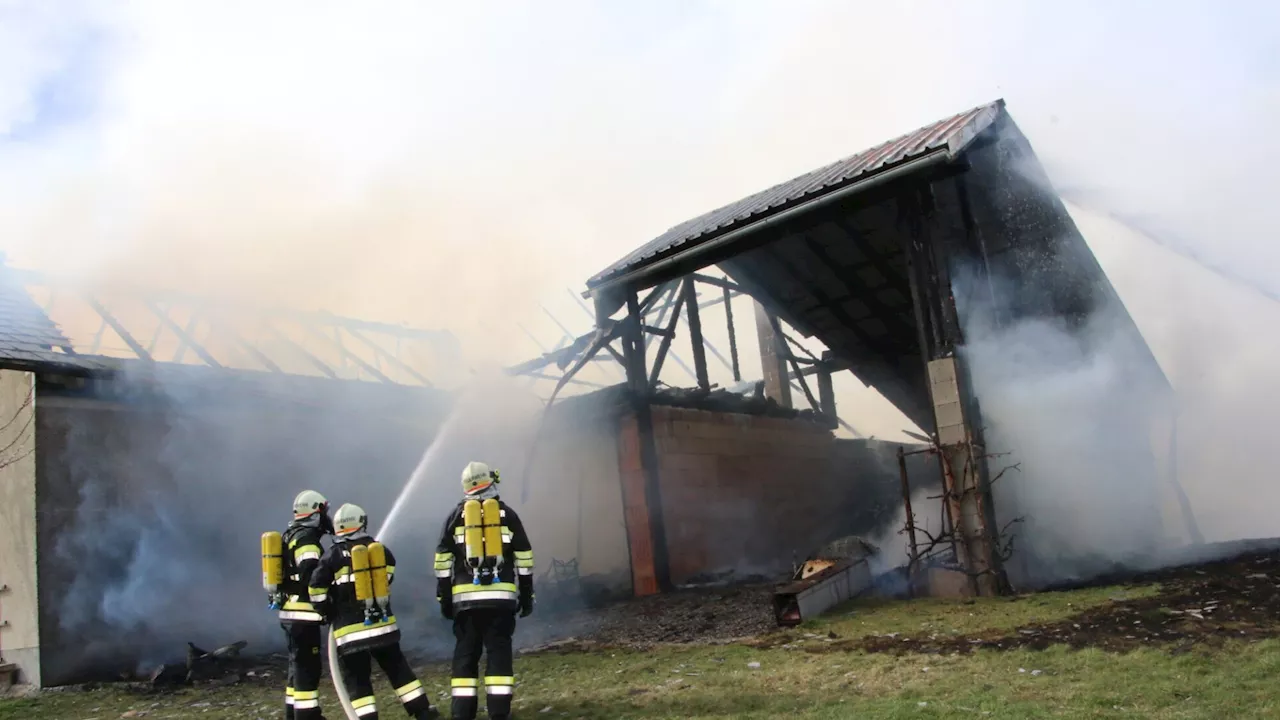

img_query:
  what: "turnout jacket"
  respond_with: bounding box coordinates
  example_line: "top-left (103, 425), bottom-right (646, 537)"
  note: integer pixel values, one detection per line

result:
top-left (278, 522), bottom-right (326, 624)
top-left (307, 536), bottom-right (401, 655)
top-left (434, 499), bottom-right (534, 613)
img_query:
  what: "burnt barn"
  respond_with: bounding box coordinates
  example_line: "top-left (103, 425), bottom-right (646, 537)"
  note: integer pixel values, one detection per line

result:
top-left (513, 99), bottom-right (1175, 603)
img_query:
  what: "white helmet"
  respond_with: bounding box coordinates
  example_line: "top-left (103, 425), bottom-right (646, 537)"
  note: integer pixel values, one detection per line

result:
top-left (293, 490), bottom-right (328, 520)
top-left (334, 503), bottom-right (368, 537)
top-left (461, 461), bottom-right (499, 498)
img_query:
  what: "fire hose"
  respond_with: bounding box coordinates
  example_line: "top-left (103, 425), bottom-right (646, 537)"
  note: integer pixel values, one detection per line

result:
top-left (327, 629), bottom-right (358, 720)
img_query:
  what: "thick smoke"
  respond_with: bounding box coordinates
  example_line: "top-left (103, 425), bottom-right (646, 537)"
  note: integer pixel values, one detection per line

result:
top-left (2, 0), bottom-right (1279, 681)
top-left (952, 259), bottom-right (1174, 588)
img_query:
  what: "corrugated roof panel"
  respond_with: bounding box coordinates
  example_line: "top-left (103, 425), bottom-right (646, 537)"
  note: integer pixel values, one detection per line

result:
top-left (589, 100), bottom-right (1004, 288)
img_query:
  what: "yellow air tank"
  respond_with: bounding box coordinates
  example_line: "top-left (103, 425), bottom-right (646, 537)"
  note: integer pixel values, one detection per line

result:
top-left (351, 544), bottom-right (373, 603)
top-left (368, 542), bottom-right (390, 617)
top-left (464, 500), bottom-right (484, 585)
top-left (481, 498), bottom-right (503, 566)
top-left (463, 500), bottom-right (484, 564)
top-left (261, 532), bottom-right (283, 606)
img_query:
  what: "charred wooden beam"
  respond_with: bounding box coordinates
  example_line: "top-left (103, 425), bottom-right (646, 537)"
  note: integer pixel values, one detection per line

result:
top-left (787, 352), bottom-right (820, 411)
top-left (81, 293), bottom-right (153, 362)
top-left (690, 273), bottom-right (746, 294)
top-left (144, 298), bottom-right (223, 368)
top-left (681, 277), bottom-right (710, 391)
top-left (204, 315), bottom-right (284, 374)
top-left (723, 286), bottom-right (741, 382)
top-left (524, 371), bottom-right (606, 389)
top-left (261, 322), bottom-right (340, 379)
top-left (817, 367), bottom-right (836, 419)
top-left (296, 322), bottom-right (394, 383)
top-left (622, 289), bottom-right (671, 591)
top-left (648, 285), bottom-right (686, 388)
top-left (344, 327), bottom-right (431, 386)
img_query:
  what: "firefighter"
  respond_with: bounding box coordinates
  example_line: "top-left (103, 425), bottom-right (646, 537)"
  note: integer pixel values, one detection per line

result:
top-left (434, 462), bottom-right (535, 720)
top-left (279, 489), bottom-right (334, 720)
top-left (308, 503), bottom-right (439, 720)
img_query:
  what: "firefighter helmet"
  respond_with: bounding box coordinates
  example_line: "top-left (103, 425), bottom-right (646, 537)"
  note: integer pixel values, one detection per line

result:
top-left (334, 503), bottom-right (368, 537)
top-left (461, 461), bottom-right (499, 497)
top-left (293, 490), bottom-right (328, 520)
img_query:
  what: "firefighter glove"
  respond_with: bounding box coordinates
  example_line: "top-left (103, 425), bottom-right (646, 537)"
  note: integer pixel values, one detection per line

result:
top-left (519, 589), bottom-right (535, 618)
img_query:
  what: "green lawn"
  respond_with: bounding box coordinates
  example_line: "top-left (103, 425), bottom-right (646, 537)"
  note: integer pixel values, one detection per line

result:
top-left (5, 580), bottom-right (1277, 719)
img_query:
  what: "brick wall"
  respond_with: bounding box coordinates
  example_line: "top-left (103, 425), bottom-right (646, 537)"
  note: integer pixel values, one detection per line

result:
top-left (648, 406), bottom-right (840, 586)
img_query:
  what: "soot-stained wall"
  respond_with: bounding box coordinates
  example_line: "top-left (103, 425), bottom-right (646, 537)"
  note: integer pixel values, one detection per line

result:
top-left (33, 369), bottom-right (448, 686)
top-left (618, 404), bottom-right (940, 591)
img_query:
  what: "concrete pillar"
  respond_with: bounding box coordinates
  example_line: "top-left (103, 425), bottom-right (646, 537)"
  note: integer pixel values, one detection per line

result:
top-left (753, 300), bottom-right (792, 408)
top-left (928, 356), bottom-right (1000, 597)
top-left (0, 370), bottom-right (39, 685)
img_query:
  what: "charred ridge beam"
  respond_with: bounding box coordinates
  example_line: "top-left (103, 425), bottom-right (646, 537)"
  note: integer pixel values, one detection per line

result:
top-left (681, 277), bottom-right (710, 390)
top-left (261, 322), bottom-right (340, 379)
top-left (648, 283), bottom-right (686, 388)
top-left (723, 286), bottom-right (741, 382)
top-left (81, 293), bottom-right (153, 362)
top-left (143, 298), bottom-right (223, 368)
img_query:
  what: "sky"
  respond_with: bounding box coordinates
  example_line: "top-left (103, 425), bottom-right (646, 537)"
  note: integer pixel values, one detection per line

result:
top-left (0, 0), bottom-right (1277, 444)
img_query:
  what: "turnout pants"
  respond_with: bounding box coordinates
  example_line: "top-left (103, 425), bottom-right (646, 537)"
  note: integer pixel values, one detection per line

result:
top-left (450, 608), bottom-right (517, 720)
top-left (283, 622), bottom-right (324, 720)
top-left (337, 641), bottom-right (432, 719)
top-left (282, 620), bottom-right (322, 712)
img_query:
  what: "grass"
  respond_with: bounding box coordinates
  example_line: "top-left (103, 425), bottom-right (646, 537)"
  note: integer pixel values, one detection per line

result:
top-left (5, 580), bottom-right (1277, 720)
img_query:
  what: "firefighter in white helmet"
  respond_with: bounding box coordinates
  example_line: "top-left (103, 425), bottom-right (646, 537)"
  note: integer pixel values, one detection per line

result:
top-left (309, 503), bottom-right (439, 720)
top-left (278, 490), bottom-right (334, 720)
top-left (434, 462), bottom-right (534, 720)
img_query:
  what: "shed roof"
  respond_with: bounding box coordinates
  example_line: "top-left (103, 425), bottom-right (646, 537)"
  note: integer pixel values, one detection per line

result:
top-left (587, 100), bottom-right (1003, 294)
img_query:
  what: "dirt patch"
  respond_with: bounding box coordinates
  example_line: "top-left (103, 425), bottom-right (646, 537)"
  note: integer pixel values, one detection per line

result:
top-left (844, 550), bottom-right (1280, 656)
